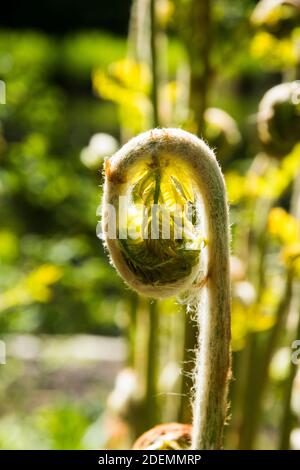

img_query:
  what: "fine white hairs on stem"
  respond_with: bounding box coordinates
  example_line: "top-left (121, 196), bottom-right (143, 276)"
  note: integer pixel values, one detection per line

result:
top-left (102, 128), bottom-right (231, 449)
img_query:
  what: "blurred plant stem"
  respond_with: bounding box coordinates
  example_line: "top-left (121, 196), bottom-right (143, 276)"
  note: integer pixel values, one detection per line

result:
top-left (238, 157), bottom-right (277, 449)
top-left (279, 286), bottom-right (300, 449)
top-left (124, 0), bottom-right (152, 142)
top-left (186, 0), bottom-right (212, 133)
top-left (178, 310), bottom-right (198, 424)
top-left (150, 0), bottom-right (159, 127)
top-left (247, 155), bottom-right (276, 293)
top-left (127, 0), bottom-right (150, 64)
top-left (248, 200), bottom-right (271, 295)
top-left (128, 0), bottom-right (166, 127)
top-left (127, 293), bottom-right (139, 367)
top-left (145, 299), bottom-right (160, 428)
top-left (279, 174), bottom-right (300, 449)
top-left (238, 271), bottom-right (293, 449)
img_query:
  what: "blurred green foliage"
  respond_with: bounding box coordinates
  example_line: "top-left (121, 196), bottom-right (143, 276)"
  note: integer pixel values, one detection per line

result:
top-left (0, 30), bottom-right (126, 335)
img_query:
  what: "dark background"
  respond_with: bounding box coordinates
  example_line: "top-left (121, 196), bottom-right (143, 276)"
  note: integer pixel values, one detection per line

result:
top-left (0, 0), bottom-right (131, 35)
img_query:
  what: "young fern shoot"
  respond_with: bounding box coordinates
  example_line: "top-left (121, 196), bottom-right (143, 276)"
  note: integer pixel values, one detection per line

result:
top-left (101, 128), bottom-right (231, 450)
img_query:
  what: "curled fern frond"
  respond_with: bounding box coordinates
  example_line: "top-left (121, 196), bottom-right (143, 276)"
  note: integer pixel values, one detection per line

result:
top-left (102, 128), bottom-right (209, 298)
